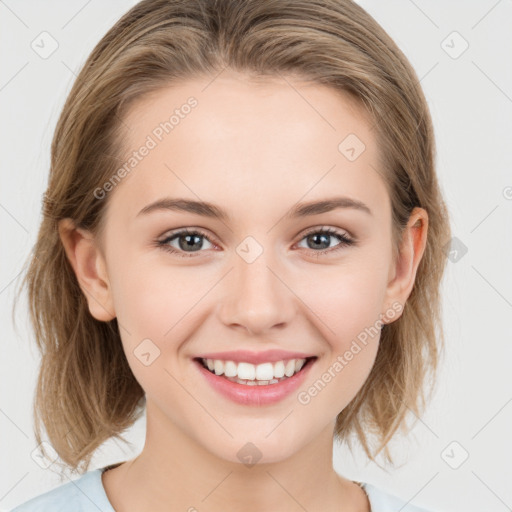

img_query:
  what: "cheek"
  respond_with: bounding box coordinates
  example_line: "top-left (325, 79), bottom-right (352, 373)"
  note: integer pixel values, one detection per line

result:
top-left (110, 267), bottom-right (185, 338)
top-left (108, 255), bottom-right (216, 353)
top-left (297, 314), bottom-right (380, 415)
top-left (304, 262), bottom-right (387, 347)
top-left (294, 262), bottom-right (386, 406)
top-left (107, 261), bottom-right (194, 397)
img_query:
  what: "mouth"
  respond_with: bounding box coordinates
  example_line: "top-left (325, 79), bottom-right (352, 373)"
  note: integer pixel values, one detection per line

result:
top-left (193, 356), bottom-right (318, 386)
top-left (192, 355), bottom-right (318, 406)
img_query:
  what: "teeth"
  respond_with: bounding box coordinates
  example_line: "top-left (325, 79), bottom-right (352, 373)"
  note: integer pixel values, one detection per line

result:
top-left (224, 360), bottom-right (238, 377)
top-left (274, 361), bottom-right (285, 378)
top-left (214, 359), bottom-right (223, 375)
top-left (238, 362), bottom-right (256, 380)
top-left (256, 362), bottom-right (273, 380)
top-left (284, 359), bottom-right (295, 377)
top-left (203, 357), bottom-right (309, 382)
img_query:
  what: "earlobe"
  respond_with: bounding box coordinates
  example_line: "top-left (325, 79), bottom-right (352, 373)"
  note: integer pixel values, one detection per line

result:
top-left (58, 218), bottom-right (116, 322)
top-left (382, 207), bottom-right (428, 324)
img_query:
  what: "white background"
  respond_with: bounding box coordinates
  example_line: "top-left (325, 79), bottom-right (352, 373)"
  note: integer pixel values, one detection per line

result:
top-left (1, 1), bottom-right (511, 511)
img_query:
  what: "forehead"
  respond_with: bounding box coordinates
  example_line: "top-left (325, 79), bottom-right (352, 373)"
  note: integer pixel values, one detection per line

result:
top-left (111, 71), bottom-right (389, 222)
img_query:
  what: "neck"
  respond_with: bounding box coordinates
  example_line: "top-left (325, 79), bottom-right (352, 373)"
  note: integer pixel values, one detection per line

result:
top-left (103, 398), bottom-right (367, 512)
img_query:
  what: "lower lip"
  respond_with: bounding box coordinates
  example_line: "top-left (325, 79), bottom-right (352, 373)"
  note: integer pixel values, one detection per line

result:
top-left (194, 358), bottom-right (316, 406)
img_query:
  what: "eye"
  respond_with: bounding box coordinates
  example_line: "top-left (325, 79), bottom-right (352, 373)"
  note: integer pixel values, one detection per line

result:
top-left (156, 228), bottom-right (215, 258)
top-left (296, 227), bottom-right (355, 256)
top-left (156, 226), bottom-right (355, 258)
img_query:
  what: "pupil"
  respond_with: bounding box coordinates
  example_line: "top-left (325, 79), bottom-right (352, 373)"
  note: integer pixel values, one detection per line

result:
top-left (180, 234), bottom-right (202, 251)
top-left (309, 233), bottom-right (329, 250)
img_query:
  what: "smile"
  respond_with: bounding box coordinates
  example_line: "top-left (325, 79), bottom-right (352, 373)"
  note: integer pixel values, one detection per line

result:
top-left (193, 356), bottom-right (317, 406)
top-left (198, 357), bottom-right (316, 385)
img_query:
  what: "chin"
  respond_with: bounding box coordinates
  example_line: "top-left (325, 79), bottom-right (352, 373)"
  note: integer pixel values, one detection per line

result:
top-left (202, 433), bottom-right (304, 468)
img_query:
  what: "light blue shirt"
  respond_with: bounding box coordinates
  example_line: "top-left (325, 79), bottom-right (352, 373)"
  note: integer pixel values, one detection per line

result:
top-left (10, 465), bottom-right (433, 511)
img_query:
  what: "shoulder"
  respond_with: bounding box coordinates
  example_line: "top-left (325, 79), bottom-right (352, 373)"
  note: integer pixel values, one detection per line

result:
top-left (359, 481), bottom-right (434, 512)
top-left (9, 468), bottom-right (114, 512)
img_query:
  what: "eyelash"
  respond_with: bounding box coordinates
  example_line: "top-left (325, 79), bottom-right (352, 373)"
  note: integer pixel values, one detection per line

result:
top-left (155, 227), bottom-right (355, 259)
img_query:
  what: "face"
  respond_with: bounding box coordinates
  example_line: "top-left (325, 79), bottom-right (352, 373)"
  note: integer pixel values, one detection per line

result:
top-left (71, 70), bottom-right (416, 465)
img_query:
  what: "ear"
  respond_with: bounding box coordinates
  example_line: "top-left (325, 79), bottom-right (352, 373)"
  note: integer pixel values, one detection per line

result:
top-left (382, 207), bottom-right (429, 324)
top-left (58, 218), bottom-right (115, 322)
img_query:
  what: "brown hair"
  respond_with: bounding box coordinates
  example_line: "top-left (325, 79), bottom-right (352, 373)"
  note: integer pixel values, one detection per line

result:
top-left (15, 0), bottom-right (452, 475)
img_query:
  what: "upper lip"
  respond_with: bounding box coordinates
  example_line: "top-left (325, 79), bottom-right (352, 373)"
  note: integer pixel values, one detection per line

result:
top-left (194, 350), bottom-right (317, 365)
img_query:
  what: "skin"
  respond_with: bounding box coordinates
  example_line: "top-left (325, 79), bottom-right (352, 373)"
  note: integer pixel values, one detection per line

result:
top-left (59, 69), bottom-right (428, 512)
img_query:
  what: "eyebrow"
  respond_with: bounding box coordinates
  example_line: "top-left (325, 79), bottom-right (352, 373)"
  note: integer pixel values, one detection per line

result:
top-left (136, 196), bottom-right (372, 221)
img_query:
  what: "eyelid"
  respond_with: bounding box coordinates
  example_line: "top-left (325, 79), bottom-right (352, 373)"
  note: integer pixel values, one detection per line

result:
top-left (158, 225), bottom-right (351, 245)
top-left (298, 224), bottom-right (352, 240)
top-left (156, 225), bottom-right (356, 257)
top-left (158, 226), bottom-right (217, 243)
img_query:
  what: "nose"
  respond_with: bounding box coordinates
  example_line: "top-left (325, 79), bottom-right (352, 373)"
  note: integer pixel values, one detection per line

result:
top-left (217, 249), bottom-right (296, 336)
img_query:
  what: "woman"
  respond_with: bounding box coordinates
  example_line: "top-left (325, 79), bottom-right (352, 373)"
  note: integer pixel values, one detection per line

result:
top-left (13, 0), bottom-right (451, 510)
